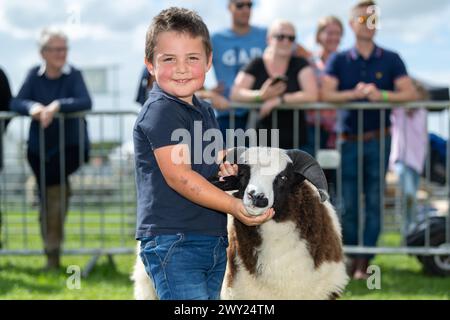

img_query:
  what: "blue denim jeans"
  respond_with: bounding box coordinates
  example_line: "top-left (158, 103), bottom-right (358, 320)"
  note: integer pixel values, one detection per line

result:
top-left (394, 162), bottom-right (420, 235)
top-left (339, 136), bottom-right (391, 260)
top-left (139, 233), bottom-right (228, 300)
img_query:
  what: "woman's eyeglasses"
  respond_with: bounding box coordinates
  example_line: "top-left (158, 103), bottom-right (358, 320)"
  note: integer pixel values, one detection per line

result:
top-left (44, 46), bottom-right (68, 53)
top-left (235, 1), bottom-right (253, 9)
top-left (273, 34), bottom-right (296, 42)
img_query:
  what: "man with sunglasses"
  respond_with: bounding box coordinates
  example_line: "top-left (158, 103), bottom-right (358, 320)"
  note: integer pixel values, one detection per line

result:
top-left (322, 0), bottom-right (417, 280)
top-left (211, 0), bottom-right (267, 140)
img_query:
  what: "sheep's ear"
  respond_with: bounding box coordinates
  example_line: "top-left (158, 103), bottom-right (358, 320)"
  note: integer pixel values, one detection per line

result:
top-left (223, 147), bottom-right (247, 164)
top-left (286, 149), bottom-right (329, 202)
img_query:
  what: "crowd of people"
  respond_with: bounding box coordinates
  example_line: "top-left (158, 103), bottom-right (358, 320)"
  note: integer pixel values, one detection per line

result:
top-left (0, 0), bottom-right (429, 284)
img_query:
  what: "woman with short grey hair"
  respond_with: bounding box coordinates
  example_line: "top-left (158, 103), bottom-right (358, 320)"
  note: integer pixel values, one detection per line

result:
top-left (11, 27), bottom-right (92, 270)
top-left (38, 27), bottom-right (68, 51)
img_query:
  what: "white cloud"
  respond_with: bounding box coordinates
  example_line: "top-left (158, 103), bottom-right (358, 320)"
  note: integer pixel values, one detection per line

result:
top-left (0, 0), bottom-right (449, 111)
top-left (252, 0), bottom-right (450, 45)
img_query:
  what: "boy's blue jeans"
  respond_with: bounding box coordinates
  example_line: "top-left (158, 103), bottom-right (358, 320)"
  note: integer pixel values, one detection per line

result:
top-left (139, 233), bottom-right (228, 300)
top-left (339, 136), bottom-right (391, 260)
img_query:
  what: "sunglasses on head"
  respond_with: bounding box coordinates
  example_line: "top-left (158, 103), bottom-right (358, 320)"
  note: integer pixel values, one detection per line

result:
top-left (356, 15), bottom-right (378, 25)
top-left (234, 1), bottom-right (253, 9)
top-left (273, 34), bottom-right (296, 42)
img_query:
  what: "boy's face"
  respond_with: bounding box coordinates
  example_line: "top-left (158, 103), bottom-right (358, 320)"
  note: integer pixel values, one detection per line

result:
top-left (146, 31), bottom-right (212, 105)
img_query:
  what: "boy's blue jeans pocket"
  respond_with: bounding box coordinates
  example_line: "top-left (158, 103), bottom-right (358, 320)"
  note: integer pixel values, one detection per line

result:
top-left (139, 234), bottom-right (227, 300)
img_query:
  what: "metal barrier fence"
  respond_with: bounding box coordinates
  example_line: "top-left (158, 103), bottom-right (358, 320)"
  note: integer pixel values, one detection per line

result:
top-left (227, 101), bottom-right (450, 265)
top-left (0, 110), bottom-right (138, 274)
top-left (0, 103), bottom-right (449, 274)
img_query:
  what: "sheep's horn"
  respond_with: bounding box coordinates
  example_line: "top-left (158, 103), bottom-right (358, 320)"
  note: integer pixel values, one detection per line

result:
top-left (223, 147), bottom-right (247, 164)
top-left (286, 149), bottom-right (329, 202)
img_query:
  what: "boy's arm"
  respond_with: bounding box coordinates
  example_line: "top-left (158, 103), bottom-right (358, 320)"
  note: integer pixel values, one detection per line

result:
top-left (154, 144), bottom-right (274, 226)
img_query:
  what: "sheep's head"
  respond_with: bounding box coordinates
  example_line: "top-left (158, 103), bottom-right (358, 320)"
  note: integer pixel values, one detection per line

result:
top-left (212, 147), bottom-right (329, 217)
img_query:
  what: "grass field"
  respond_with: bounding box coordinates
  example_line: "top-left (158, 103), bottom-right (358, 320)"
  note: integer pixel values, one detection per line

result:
top-left (1, 210), bottom-right (449, 300)
top-left (1, 252), bottom-right (449, 300)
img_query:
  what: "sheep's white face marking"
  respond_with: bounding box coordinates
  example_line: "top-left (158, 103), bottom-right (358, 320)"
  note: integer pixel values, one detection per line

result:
top-left (239, 147), bottom-right (291, 216)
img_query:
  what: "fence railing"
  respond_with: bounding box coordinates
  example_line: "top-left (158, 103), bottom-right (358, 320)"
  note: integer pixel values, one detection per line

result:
top-left (0, 103), bottom-right (449, 267)
top-left (0, 111), bottom-right (138, 265)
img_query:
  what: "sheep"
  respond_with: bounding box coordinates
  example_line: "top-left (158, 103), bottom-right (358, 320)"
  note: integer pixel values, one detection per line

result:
top-left (132, 147), bottom-right (349, 300)
top-left (131, 242), bottom-right (157, 300)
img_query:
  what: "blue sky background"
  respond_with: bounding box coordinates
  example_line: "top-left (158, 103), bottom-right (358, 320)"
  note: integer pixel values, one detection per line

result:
top-left (1, 0), bottom-right (449, 141)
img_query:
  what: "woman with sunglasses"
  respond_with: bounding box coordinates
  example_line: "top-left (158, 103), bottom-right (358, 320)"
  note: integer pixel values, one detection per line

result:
top-left (230, 20), bottom-right (318, 149)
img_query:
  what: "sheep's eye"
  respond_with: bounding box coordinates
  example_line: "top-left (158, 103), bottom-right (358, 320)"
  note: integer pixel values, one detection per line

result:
top-left (281, 176), bottom-right (288, 181)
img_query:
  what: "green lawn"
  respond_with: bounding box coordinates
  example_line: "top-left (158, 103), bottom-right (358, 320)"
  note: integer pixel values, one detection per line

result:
top-left (1, 250), bottom-right (449, 300)
top-left (343, 254), bottom-right (450, 300)
top-left (0, 254), bottom-right (135, 300)
top-left (1, 210), bottom-right (449, 300)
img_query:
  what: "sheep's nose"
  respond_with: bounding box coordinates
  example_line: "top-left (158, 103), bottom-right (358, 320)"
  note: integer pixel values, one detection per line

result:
top-left (248, 190), bottom-right (269, 208)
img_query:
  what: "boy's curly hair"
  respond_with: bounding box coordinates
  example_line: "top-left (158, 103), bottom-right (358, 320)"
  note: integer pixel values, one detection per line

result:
top-left (145, 7), bottom-right (212, 63)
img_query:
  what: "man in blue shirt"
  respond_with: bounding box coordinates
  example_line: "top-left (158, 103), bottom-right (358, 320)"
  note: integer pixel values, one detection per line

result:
top-left (211, 0), bottom-right (267, 138)
top-left (322, 0), bottom-right (417, 280)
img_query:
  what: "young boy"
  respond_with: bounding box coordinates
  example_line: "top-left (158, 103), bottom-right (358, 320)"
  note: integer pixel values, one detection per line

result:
top-left (133, 7), bottom-right (274, 300)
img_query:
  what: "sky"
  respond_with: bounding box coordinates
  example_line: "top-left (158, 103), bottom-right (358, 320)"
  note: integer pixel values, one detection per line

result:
top-left (0, 0), bottom-right (450, 140)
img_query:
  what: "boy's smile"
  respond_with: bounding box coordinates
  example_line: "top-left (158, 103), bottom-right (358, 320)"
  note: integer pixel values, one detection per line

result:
top-left (146, 31), bottom-right (212, 105)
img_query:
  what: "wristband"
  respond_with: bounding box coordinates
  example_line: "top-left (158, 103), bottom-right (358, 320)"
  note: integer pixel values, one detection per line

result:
top-left (254, 94), bottom-right (263, 103)
top-left (381, 90), bottom-right (389, 102)
top-left (279, 94), bottom-right (285, 104)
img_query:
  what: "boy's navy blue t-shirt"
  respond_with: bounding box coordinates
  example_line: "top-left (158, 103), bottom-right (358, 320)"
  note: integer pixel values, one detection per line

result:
top-left (134, 83), bottom-right (227, 239)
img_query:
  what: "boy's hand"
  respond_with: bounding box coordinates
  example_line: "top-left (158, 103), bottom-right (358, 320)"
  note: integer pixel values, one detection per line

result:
top-left (218, 161), bottom-right (238, 179)
top-left (231, 198), bottom-right (275, 226)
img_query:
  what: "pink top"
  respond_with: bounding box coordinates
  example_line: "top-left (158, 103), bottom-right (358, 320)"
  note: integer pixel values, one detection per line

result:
top-left (389, 107), bottom-right (428, 174)
top-left (306, 55), bottom-right (337, 148)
